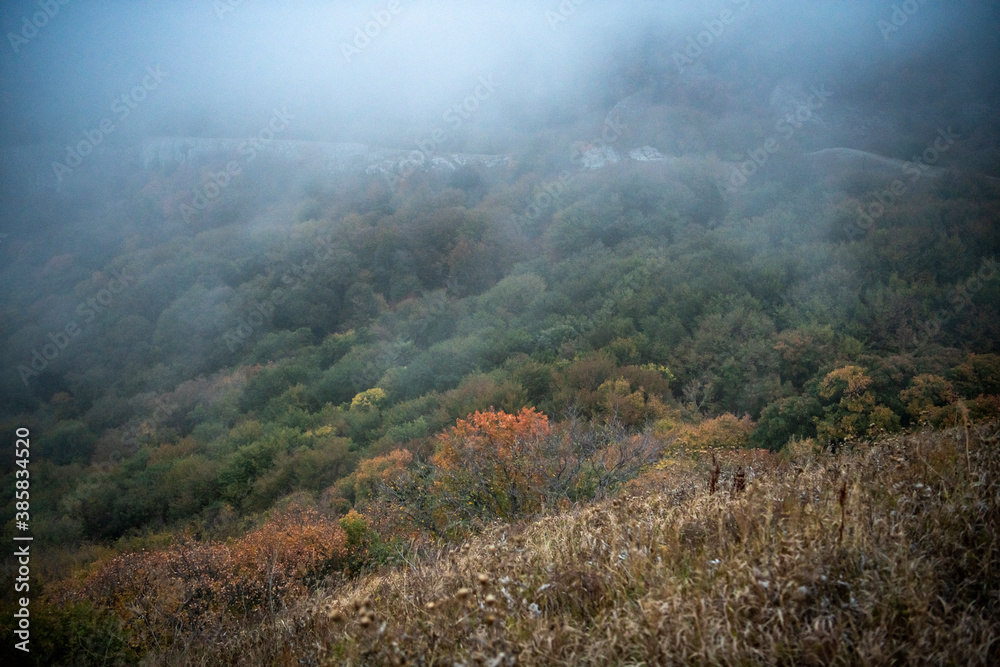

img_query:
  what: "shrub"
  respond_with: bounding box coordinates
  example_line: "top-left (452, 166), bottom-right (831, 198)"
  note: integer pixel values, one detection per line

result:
top-left (815, 365), bottom-right (901, 444)
top-left (432, 407), bottom-right (552, 521)
top-left (662, 412), bottom-right (756, 457)
top-left (73, 505), bottom-right (349, 653)
top-left (900, 374), bottom-right (960, 427)
top-left (39, 420), bottom-right (98, 465)
top-left (750, 395), bottom-right (823, 451)
top-left (350, 387), bottom-right (387, 411)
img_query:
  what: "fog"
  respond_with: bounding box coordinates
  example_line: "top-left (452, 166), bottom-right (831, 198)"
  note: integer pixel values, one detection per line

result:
top-left (1, 0), bottom-right (999, 408)
top-left (3, 1), bottom-right (997, 150)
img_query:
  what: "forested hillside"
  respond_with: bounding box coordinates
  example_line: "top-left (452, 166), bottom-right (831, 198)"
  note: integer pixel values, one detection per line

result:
top-left (3, 94), bottom-right (998, 547)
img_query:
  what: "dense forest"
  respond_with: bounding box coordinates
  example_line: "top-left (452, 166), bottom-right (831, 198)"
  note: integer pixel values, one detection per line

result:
top-left (1, 1), bottom-right (999, 664)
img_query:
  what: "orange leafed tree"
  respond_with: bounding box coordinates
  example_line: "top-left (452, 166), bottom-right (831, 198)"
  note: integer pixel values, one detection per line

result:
top-left (355, 408), bottom-right (663, 537)
top-left (432, 407), bottom-right (552, 521)
top-left (355, 448), bottom-right (413, 503)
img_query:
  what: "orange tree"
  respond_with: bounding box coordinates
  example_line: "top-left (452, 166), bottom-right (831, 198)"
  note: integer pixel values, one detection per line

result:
top-left (356, 408), bottom-right (663, 537)
top-left (431, 407), bottom-right (555, 522)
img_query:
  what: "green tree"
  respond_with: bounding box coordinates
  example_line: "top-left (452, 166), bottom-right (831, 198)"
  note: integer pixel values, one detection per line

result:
top-left (815, 365), bottom-right (900, 444)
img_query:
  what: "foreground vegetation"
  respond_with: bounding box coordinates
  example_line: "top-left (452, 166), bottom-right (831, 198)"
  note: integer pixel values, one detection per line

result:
top-left (25, 423), bottom-right (996, 665)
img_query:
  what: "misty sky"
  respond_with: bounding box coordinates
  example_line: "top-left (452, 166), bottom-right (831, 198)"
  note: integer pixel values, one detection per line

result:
top-left (1, 0), bottom-right (997, 153)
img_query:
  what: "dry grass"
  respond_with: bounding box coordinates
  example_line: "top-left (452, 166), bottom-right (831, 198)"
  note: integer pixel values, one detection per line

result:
top-left (153, 424), bottom-right (1000, 666)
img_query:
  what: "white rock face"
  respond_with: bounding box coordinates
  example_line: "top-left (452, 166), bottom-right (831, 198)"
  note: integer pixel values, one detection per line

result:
top-left (140, 136), bottom-right (511, 176)
top-left (629, 146), bottom-right (668, 162)
top-left (576, 144), bottom-right (621, 170)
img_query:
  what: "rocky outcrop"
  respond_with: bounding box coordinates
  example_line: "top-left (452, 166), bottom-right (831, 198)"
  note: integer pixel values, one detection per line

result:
top-left (140, 137), bottom-right (370, 171)
top-left (140, 136), bottom-right (514, 177)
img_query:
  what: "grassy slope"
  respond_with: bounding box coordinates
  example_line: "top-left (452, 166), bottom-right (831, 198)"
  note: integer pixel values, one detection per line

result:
top-left (157, 424), bottom-right (1000, 666)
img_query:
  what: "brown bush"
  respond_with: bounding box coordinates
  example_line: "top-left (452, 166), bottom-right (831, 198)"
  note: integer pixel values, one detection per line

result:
top-left (71, 505), bottom-right (349, 652)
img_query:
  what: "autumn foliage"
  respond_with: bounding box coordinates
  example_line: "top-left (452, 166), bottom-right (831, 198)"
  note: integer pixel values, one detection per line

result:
top-left (662, 412), bottom-right (756, 456)
top-left (432, 407), bottom-right (553, 521)
top-left (149, 424), bottom-right (1000, 666)
top-left (351, 408), bottom-right (663, 538)
top-left (815, 365), bottom-right (900, 443)
top-left (70, 506), bottom-right (351, 652)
